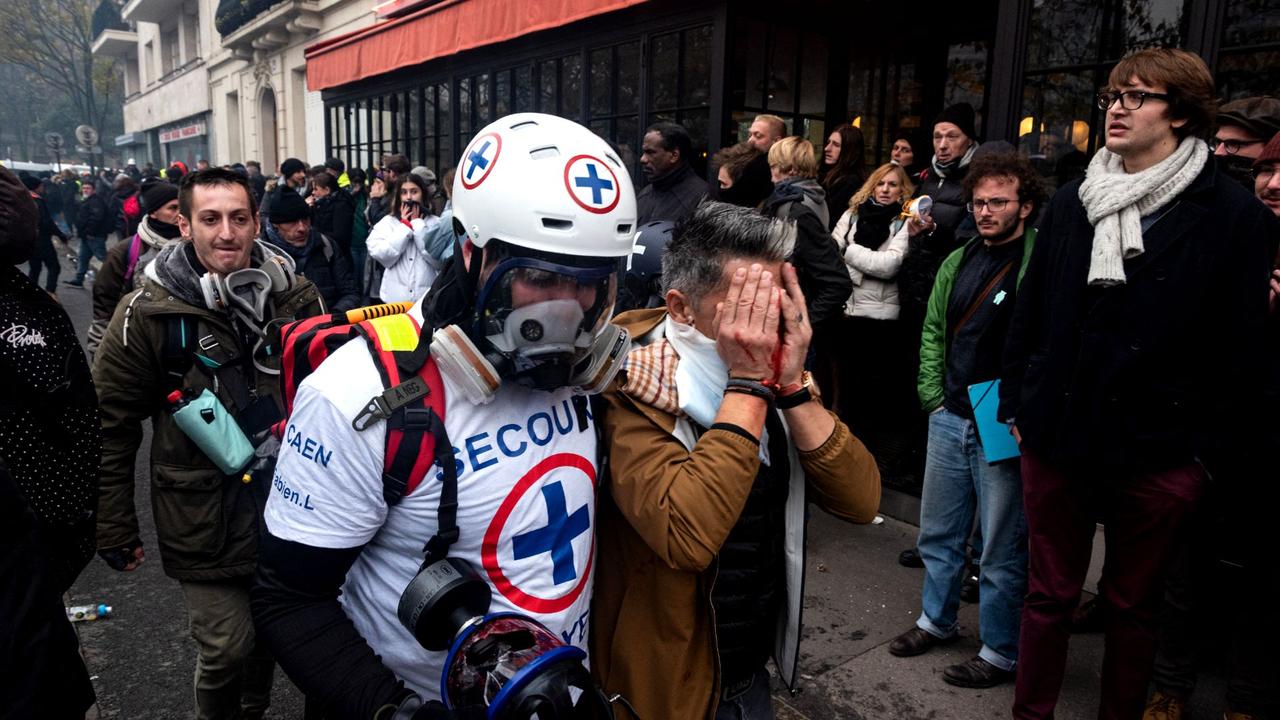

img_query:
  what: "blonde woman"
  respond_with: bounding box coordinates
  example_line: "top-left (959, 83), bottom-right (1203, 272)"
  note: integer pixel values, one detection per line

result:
top-left (762, 136), bottom-right (852, 330)
top-left (829, 162), bottom-right (926, 461)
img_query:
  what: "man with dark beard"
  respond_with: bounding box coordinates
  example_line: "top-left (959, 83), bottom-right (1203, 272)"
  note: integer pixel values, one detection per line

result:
top-left (87, 179), bottom-right (185, 357)
top-left (889, 153), bottom-right (1045, 689)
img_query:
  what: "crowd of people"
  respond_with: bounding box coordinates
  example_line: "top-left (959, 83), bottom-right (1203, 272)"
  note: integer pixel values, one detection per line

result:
top-left (2, 46), bottom-right (1278, 720)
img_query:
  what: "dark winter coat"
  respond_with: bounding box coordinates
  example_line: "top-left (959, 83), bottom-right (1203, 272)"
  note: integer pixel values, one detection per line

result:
top-left (637, 162), bottom-right (709, 225)
top-left (0, 266), bottom-right (100, 591)
top-left (30, 193), bottom-right (68, 262)
top-left (0, 457), bottom-right (96, 718)
top-left (999, 162), bottom-right (1278, 474)
top-left (366, 193), bottom-right (391, 228)
top-left (312, 189), bottom-right (356, 256)
top-left (898, 161), bottom-right (974, 327)
top-left (93, 241), bottom-right (323, 581)
top-left (265, 225), bottom-right (361, 313)
top-left (75, 193), bottom-right (113, 237)
top-left (762, 178), bottom-right (852, 329)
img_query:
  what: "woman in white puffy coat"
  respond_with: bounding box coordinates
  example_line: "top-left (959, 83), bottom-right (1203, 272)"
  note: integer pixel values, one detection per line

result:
top-left (366, 173), bottom-right (442, 303)
top-left (828, 162), bottom-right (927, 464)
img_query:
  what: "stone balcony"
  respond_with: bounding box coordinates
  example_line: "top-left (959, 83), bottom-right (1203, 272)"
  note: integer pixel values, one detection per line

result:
top-left (121, 0), bottom-right (186, 25)
top-left (91, 28), bottom-right (139, 59)
top-left (217, 0), bottom-right (322, 61)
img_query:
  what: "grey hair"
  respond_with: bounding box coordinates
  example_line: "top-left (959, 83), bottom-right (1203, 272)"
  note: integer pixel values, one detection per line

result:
top-left (661, 201), bottom-right (797, 307)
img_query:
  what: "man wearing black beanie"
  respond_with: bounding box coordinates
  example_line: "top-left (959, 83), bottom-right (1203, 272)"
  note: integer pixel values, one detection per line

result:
top-left (262, 187), bottom-right (360, 312)
top-left (86, 178), bottom-right (184, 356)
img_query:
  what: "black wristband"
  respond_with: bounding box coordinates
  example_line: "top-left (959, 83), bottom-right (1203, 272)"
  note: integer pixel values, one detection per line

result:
top-left (725, 378), bottom-right (775, 403)
top-left (776, 385), bottom-right (813, 410)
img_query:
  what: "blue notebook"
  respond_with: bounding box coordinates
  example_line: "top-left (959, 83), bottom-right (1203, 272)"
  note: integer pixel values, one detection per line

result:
top-left (967, 380), bottom-right (1021, 463)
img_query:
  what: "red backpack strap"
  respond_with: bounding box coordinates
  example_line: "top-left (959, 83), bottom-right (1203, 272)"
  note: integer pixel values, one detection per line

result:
top-left (356, 313), bottom-right (449, 506)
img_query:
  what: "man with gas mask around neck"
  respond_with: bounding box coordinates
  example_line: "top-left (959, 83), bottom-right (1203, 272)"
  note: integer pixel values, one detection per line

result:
top-left (251, 114), bottom-right (637, 718)
top-left (87, 178), bottom-right (185, 357)
top-left (591, 202), bottom-right (882, 720)
top-left (94, 169), bottom-right (324, 720)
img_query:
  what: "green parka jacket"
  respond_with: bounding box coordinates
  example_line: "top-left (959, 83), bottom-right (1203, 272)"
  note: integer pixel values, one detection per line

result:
top-left (93, 241), bottom-right (323, 581)
top-left (917, 229), bottom-right (1036, 412)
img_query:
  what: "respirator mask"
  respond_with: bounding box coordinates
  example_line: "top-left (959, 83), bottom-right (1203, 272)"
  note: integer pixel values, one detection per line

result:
top-left (397, 556), bottom-right (615, 719)
top-left (429, 253), bottom-right (630, 405)
top-left (198, 254), bottom-right (296, 374)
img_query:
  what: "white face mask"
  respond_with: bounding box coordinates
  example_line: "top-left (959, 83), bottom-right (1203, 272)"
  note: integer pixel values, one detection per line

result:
top-left (664, 314), bottom-right (726, 429)
top-left (663, 314), bottom-right (770, 464)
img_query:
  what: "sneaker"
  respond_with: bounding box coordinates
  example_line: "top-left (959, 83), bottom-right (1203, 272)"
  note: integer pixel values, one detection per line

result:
top-left (63, 279), bottom-right (84, 288)
top-left (1142, 690), bottom-right (1185, 720)
top-left (942, 656), bottom-right (1014, 688)
top-left (888, 627), bottom-right (957, 657)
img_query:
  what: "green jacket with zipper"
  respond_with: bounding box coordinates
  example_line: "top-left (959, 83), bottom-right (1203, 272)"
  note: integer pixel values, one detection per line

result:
top-left (917, 228), bottom-right (1037, 412)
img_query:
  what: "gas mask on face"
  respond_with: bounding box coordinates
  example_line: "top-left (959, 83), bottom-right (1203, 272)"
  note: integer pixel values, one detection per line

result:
top-left (428, 254), bottom-right (630, 404)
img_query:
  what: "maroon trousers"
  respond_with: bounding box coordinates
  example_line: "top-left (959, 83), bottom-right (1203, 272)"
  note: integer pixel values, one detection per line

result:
top-left (1013, 449), bottom-right (1206, 720)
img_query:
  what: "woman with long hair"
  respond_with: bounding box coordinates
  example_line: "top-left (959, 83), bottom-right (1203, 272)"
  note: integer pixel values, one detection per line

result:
top-left (820, 123), bottom-right (867, 230)
top-left (365, 172), bottom-right (441, 304)
top-left (829, 162), bottom-right (929, 470)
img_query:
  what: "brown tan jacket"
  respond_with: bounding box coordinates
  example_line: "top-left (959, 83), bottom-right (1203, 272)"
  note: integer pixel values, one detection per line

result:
top-left (590, 308), bottom-right (881, 720)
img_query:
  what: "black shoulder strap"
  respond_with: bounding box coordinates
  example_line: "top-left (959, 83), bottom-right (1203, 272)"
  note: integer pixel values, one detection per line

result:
top-left (162, 315), bottom-right (196, 390)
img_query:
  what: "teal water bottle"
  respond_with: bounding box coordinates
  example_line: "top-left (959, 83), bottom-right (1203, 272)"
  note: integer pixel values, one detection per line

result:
top-left (167, 389), bottom-right (255, 475)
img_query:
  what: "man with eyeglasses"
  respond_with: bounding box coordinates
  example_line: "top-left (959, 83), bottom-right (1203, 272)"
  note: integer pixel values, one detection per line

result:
top-left (999, 48), bottom-right (1277, 720)
top-left (1210, 96), bottom-right (1280, 191)
top-left (888, 153), bottom-right (1045, 690)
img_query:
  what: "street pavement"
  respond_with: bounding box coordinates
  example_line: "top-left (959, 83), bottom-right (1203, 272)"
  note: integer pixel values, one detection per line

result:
top-left (49, 237), bottom-right (1234, 719)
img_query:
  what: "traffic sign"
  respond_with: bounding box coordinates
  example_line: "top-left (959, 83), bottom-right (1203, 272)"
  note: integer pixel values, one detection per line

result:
top-left (44, 132), bottom-right (64, 150)
top-left (75, 125), bottom-right (99, 147)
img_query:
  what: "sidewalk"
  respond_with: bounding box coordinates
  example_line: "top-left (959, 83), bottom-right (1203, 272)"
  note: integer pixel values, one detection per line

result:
top-left (769, 510), bottom-right (1231, 719)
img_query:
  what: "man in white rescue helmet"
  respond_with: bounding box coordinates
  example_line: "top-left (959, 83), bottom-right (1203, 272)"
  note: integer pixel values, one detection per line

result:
top-left (251, 114), bottom-right (636, 718)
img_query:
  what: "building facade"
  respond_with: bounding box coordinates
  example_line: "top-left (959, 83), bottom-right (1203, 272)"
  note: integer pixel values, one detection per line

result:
top-left (93, 0), bottom-right (375, 170)
top-left (307, 0), bottom-right (1278, 194)
top-left (304, 0), bottom-right (1277, 508)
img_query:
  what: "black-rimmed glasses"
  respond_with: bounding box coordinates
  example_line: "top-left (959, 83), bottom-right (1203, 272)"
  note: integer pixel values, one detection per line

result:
top-left (1096, 90), bottom-right (1173, 111)
top-left (966, 198), bottom-right (1013, 213)
top-left (1210, 137), bottom-right (1266, 155)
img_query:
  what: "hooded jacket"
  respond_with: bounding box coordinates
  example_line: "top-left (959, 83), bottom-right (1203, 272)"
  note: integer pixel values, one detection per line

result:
top-left (763, 178), bottom-right (852, 328)
top-left (366, 214), bottom-right (443, 304)
top-left (832, 210), bottom-right (910, 320)
top-left (590, 308), bottom-right (881, 720)
top-left (93, 240), bottom-right (323, 580)
top-left (87, 216), bottom-right (181, 357)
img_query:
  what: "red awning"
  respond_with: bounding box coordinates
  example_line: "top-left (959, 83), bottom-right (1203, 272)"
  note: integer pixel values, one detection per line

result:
top-left (306, 0), bottom-right (648, 92)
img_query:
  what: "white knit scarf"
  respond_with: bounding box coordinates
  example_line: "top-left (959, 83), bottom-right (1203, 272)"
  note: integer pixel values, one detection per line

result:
top-left (1078, 136), bottom-right (1208, 286)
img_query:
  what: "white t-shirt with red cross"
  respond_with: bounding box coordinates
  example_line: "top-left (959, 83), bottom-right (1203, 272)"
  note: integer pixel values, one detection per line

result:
top-left (264, 304), bottom-right (599, 699)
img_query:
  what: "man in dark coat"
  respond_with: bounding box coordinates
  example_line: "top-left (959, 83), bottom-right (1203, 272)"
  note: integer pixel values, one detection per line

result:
top-left (637, 122), bottom-right (708, 225)
top-left (266, 189), bottom-right (360, 313)
top-left (999, 49), bottom-right (1278, 720)
top-left (68, 180), bottom-right (114, 287)
top-left (94, 169), bottom-right (325, 720)
top-left (309, 171), bottom-right (355, 259)
top-left (21, 174), bottom-right (70, 294)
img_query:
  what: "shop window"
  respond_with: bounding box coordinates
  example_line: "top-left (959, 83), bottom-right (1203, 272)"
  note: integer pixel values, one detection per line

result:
top-left (1217, 0), bottom-right (1280, 101)
top-left (651, 32), bottom-right (679, 110)
top-left (475, 73), bottom-right (491, 127)
top-left (588, 41), bottom-right (643, 178)
top-left (647, 26), bottom-right (714, 176)
top-left (539, 60), bottom-right (558, 114)
top-left (617, 41), bottom-right (639, 114)
top-left (496, 71), bottom-right (511, 118)
top-left (437, 82), bottom-right (453, 170)
top-left (562, 56), bottom-right (582, 121)
top-left (1021, 0), bottom-right (1189, 188)
top-left (727, 17), bottom-right (825, 147)
top-left (458, 77), bottom-right (472, 135)
top-left (515, 65), bottom-right (534, 113)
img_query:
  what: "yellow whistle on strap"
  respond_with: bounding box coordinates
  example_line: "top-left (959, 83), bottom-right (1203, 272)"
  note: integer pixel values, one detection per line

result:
top-left (241, 473), bottom-right (252, 484)
top-left (345, 302), bottom-right (414, 325)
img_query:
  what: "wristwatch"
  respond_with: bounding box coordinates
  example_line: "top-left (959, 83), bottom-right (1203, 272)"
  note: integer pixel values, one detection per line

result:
top-left (776, 371), bottom-right (815, 410)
